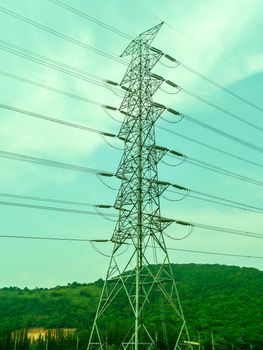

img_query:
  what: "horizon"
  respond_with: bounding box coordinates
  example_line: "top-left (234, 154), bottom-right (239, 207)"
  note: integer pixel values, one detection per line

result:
top-left (1, 262), bottom-right (262, 289)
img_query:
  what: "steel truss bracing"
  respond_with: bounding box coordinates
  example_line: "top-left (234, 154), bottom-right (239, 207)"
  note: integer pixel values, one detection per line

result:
top-left (88, 24), bottom-right (192, 350)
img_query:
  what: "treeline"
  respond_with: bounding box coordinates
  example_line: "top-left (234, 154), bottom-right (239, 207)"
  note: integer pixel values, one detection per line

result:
top-left (0, 328), bottom-right (259, 350)
top-left (0, 264), bottom-right (262, 349)
top-left (0, 329), bottom-right (89, 350)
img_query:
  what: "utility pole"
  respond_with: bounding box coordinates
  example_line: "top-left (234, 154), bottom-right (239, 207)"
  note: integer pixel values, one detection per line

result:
top-left (88, 23), bottom-right (192, 350)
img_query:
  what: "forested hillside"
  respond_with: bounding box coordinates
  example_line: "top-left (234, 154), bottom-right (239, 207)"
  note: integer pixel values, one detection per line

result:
top-left (0, 264), bottom-right (262, 349)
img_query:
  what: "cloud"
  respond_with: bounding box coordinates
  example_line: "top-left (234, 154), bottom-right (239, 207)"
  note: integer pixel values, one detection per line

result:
top-left (245, 53), bottom-right (263, 75)
top-left (155, 0), bottom-right (263, 89)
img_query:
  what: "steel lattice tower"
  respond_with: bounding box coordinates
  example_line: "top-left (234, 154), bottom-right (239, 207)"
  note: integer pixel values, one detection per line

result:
top-left (88, 24), bottom-right (192, 350)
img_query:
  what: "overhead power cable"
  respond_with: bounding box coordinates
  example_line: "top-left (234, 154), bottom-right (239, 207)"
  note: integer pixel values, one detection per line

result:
top-left (0, 39), bottom-right (107, 81)
top-left (0, 192), bottom-right (110, 208)
top-left (168, 186), bottom-right (263, 215)
top-left (7, 64), bottom-right (258, 157)
top-left (0, 183), bottom-right (260, 239)
top-left (0, 149), bottom-right (115, 176)
top-left (0, 200), bottom-right (118, 217)
top-left (43, 0), bottom-right (263, 117)
top-left (166, 148), bottom-right (263, 188)
top-left (157, 125), bottom-right (263, 169)
top-left (46, 0), bottom-right (259, 117)
top-left (163, 53), bottom-right (263, 113)
top-left (185, 156), bottom-right (263, 187)
top-left (0, 103), bottom-right (122, 141)
top-left (164, 80), bottom-right (263, 133)
top-left (171, 218), bottom-right (263, 239)
top-left (1, 120), bottom-right (262, 191)
top-left (30, 0), bottom-right (263, 118)
top-left (0, 234), bottom-right (262, 259)
top-left (0, 39), bottom-right (125, 96)
top-left (6, 1), bottom-right (258, 118)
top-left (2, 184), bottom-right (262, 225)
top-left (3, 180), bottom-right (263, 222)
top-left (1, 140), bottom-right (262, 193)
top-left (180, 113), bottom-right (263, 155)
top-left (129, 0), bottom-right (237, 76)
top-left (165, 107), bottom-right (263, 155)
top-left (115, 104), bottom-right (263, 158)
top-left (49, 0), bottom-right (132, 40)
top-left (5, 0), bottom-right (257, 117)
top-left (3, 100), bottom-right (261, 173)
top-left (0, 234), bottom-right (110, 242)
top-left (2, 62), bottom-right (261, 158)
top-left (166, 247), bottom-right (263, 259)
top-left (0, 5), bottom-right (127, 65)
top-left (0, 69), bottom-right (119, 106)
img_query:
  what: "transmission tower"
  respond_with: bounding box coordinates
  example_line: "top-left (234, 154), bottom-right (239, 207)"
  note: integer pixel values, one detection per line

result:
top-left (88, 23), bottom-right (192, 350)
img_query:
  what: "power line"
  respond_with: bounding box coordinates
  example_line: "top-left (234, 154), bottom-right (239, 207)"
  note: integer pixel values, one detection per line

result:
top-left (172, 218), bottom-right (263, 239)
top-left (167, 188), bottom-right (263, 215)
top-left (185, 156), bottom-right (263, 187)
top-left (0, 234), bottom-right (110, 242)
top-left (2, 180), bottom-right (263, 223)
top-left (118, 105), bottom-right (263, 158)
top-left (4, 0), bottom-right (259, 122)
top-left (180, 113), bottom-right (263, 155)
top-left (0, 149), bottom-right (114, 175)
top-left (0, 192), bottom-right (107, 208)
top-left (4, 196), bottom-right (260, 241)
top-left (0, 39), bottom-right (125, 95)
top-left (1, 144), bottom-right (262, 192)
top-left (183, 87), bottom-right (263, 133)
top-left (0, 198), bottom-right (261, 240)
top-left (2, 66), bottom-right (262, 160)
top-left (189, 188), bottom-right (263, 213)
top-left (34, 0), bottom-right (263, 118)
top-left (41, 0), bottom-right (263, 120)
top-left (0, 199), bottom-right (117, 217)
top-left (0, 103), bottom-right (121, 139)
top-left (165, 80), bottom-right (263, 133)
top-left (4, 1), bottom-right (259, 125)
top-left (3, 99), bottom-right (262, 177)
top-left (0, 234), bottom-right (262, 259)
top-left (127, 1), bottom-right (257, 88)
top-left (164, 107), bottom-right (263, 155)
top-left (166, 247), bottom-right (263, 259)
top-left (128, 0), bottom-right (221, 62)
top-left (157, 125), bottom-right (263, 169)
top-left (167, 149), bottom-right (263, 188)
top-left (0, 5), bottom-right (127, 65)
top-left (0, 69), bottom-right (116, 107)
top-left (49, 0), bottom-right (132, 40)
top-left (1, 12), bottom-right (262, 274)
top-left (2, 136), bottom-right (263, 204)
top-left (125, 2), bottom-right (263, 112)
top-left (162, 54), bottom-right (263, 113)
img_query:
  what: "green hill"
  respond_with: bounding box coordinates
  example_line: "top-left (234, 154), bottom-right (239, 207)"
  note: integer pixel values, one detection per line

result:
top-left (0, 263), bottom-right (262, 349)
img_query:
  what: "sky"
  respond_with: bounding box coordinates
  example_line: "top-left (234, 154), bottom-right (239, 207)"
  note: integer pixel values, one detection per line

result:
top-left (0, 0), bottom-right (262, 288)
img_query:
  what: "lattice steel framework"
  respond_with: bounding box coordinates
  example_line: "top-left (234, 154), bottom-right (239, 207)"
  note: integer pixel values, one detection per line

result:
top-left (88, 24), bottom-right (192, 350)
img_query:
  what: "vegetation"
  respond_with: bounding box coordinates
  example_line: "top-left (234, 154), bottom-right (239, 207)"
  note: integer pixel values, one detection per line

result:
top-left (0, 264), bottom-right (262, 349)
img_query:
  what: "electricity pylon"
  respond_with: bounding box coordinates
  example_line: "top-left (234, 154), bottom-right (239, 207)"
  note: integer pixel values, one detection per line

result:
top-left (88, 24), bottom-right (192, 350)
